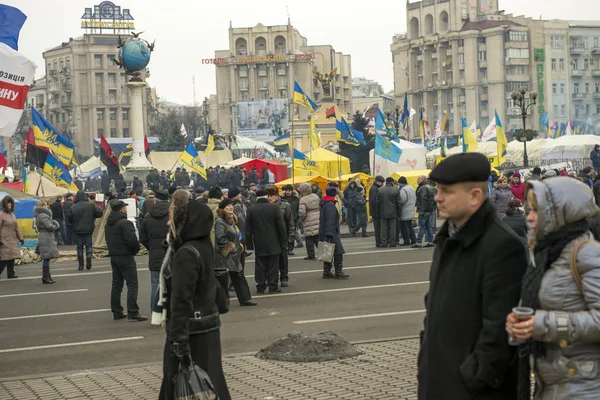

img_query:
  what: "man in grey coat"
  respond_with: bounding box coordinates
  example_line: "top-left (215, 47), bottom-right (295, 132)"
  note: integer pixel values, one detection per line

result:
top-left (397, 177), bottom-right (417, 246)
top-left (376, 177), bottom-right (401, 247)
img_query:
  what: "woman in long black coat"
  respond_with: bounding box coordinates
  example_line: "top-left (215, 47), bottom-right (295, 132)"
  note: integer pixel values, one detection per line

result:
top-left (157, 190), bottom-right (231, 400)
top-left (318, 187), bottom-right (349, 279)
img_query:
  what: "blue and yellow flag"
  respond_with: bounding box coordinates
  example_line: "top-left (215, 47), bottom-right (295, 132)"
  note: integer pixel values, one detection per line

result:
top-left (400, 94), bottom-right (409, 129)
top-left (178, 142), bottom-right (207, 180)
top-left (293, 82), bottom-right (317, 112)
top-left (375, 133), bottom-right (402, 163)
top-left (309, 113), bottom-right (320, 150)
top-left (273, 132), bottom-right (291, 147)
top-left (31, 108), bottom-right (74, 166)
top-left (336, 118), bottom-right (362, 146)
top-left (461, 118), bottom-right (478, 153)
top-left (293, 149), bottom-right (321, 173)
top-left (204, 128), bottom-right (215, 156)
top-left (495, 110), bottom-right (508, 166)
top-left (440, 136), bottom-right (448, 158)
top-left (375, 108), bottom-right (399, 142)
top-left (42, 153), bottom-right (78, 191)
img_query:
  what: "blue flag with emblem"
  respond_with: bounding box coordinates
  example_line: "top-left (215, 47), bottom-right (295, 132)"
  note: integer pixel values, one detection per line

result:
top-left (375, 133), bottom-right (402, 163)
top-left (293, 82), bottom-right (317, 112)
top-left (42, 153), bottom-right (78, 191)
top-left (31, 108), bottom-right (74, 166)
top-left (336, 118), bottom-right (363, 146)
top-left (178, 142), bottom-right (207, 180)
top-left (375, 108), bottom-right (399, 142)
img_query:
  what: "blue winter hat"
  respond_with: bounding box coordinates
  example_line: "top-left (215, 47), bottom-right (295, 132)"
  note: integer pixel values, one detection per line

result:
top-left (326, 187), bottom-right (337, 197)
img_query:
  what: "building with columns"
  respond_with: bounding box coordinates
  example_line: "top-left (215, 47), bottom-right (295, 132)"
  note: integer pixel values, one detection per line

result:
top-left (210, 20), bottom-right (352, 141)
top-left (43, 34), bottom-right (149, 157)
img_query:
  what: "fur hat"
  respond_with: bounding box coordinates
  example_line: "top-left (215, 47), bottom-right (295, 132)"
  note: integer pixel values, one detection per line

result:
top-left (326, 187), bottom-right (338, 197)
top-left (218, 199), bottom-right (233, 209)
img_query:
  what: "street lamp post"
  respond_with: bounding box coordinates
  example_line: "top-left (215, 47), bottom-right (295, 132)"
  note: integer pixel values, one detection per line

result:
top-left (511, 86), bottom-right (538, 168)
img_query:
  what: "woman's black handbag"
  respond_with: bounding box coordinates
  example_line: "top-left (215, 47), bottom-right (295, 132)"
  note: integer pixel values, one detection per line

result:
top-left (214, 267), bottom-right (230, 315)
top-left (173, 357), bottom-right (217, 400)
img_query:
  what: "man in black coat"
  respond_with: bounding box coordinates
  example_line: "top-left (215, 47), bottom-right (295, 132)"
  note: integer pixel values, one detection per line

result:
top-left (246, 168), bottom-right (259, 187)
top-left (245, 189), bottom-right (286, 294)
top-left (105, 200), bottom-right (147, 322)
top-left (146, 168), bottom-right (161, 192)
top-left (181, 168), bottom-right (191, 188)
top-left (591, 144), bottom-right (600, 174)
top-left (139, 190), bottom-right (169, 311)
top-left (132, 176), bottom-right (144, 196)
top-left (417, 153), bottom-right (527, 400)
top-left (160, 170), bottom-right (169, 189)
top-left (62, 193), bottom-right (75, 245)
top-left (100, 171), bottom-right (111, 194)
top-left (50, 195), bottom-right (66, 245)
top-left (66, 191), bottom-right (103, 271)
top-left (376, 177), bottom-right (401, 247)
top-left (414, 175), bottom-right (437, 248)
top-left (230, 166), bottom-right (244, 188)
top-left (174, 168), bottom-right (182, 187)
top-left (369, 176), bottom-right (385, 247)
top-left (282, 184), bottom-right (302, 251)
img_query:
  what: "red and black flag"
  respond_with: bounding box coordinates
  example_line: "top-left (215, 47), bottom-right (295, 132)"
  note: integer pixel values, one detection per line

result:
top-left (144, 135), bottom-right (150, 158)
top-left (100, 135), bottom-right (120, 178)
top-left (25, 127), bottom-right (48, 168)
top-left (326, 106), bottom-right (336, 119)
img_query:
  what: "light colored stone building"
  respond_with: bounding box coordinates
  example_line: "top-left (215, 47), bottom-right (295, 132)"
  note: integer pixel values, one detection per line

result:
top-left (43, 34), bottom-right (149, 156)
top-left (26, 77), bottom-right (48, 117)
top-left (210, 20), bottom-right (352, 140)
top-left (352, 77), bottom-right (395, 115)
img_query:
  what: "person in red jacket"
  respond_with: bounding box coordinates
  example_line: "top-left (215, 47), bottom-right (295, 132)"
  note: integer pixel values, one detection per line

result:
top-left (510, 172), bottom-right (525, 202)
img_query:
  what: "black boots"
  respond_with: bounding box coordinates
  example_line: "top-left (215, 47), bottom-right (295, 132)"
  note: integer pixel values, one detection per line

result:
top-left (42, 264), bottom-right (55, 284)
top-left (323, 264), bottom-right (336, 279)
top-left (334, 264), bottom-right (349, 279)
top-left (86, 257), bottom-right (92, 271)
top-left (77, 256), bottom-right (84, 271)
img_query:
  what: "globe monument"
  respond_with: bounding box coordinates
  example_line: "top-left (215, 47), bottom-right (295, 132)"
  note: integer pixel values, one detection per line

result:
top-left (115, 33), bottom-right (155, 179)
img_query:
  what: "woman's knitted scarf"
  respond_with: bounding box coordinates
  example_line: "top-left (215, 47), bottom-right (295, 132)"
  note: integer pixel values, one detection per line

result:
top-left (151, 233), bottom-right (173, 327)
top-left (517, 219), bottom-right (590, 400)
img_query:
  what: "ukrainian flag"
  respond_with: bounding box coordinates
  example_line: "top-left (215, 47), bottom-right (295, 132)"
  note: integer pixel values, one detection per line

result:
top-left (461, 118), bottom-right (478, 153)
top-left (309, 114), bottom-right (320, 150)
top-left (273, 132), bottom-right (291, 147)
top-left (178, 142), bottom-right (207, 180)
top-left (495, 110), bottom-right (508, 166)
top-left (336, 118), bottom-right (364, 146)
top-left (440, 137), bottom-right (448, 158)
top-left (42, 153), bottom-right (78, 191)
top-left (293, 149), bottom-right (321, 173)
top-left (204, 129), bottom-right (215, 156)
top-left (293, 82), bottom-right (317, 112)
top-left (31, 108), bottom-right (74, 166)
top-left (13, 198), bottom-right (40, 249)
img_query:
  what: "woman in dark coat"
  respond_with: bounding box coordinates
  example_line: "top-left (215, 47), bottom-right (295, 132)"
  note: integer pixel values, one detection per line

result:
top-left (157, 190), bottom-right (231, 400)
top-left (34, 200), bottom-right (60, 284)
top-left (318, 187), bottom-right (348, 279)
top-left (0, 195), bottom-right (23, 279)
top-left (502, 199), bottom-right (527, 239)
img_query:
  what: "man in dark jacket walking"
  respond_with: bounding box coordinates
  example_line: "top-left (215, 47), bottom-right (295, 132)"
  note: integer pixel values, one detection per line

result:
top-left (146, 168), bottom-right (161, 192)
top-left (105, 200), bottom-right (147, 322)
top-left (413, 175), bottom-right (436, 248)
top-left (418, 153), bottom-right (527, 400)
top-left (376, 177), bottom-right (401, 247)
top-left (62, 193), bottom-right (75, 245)
top-left (100, 171), bottom-right (111, 194)
top-left (369, 176), bottom-right (385, 247)
top-left (66, 191), bottom-right (103, 270)
top-left (319, 186), bottom-right (349, 279)
top-left (50, 195), bottom-right (66, 245)
top-left (132, 176), bottom-right (143, 196)
top-left (230, 166), bottom-right (244, 188)
top-left (591, 144), bottom-right (600, 174)
top-left (139, 190), bottom-right (169, 311)
top-left (245, 189), bottom-right (286, 294)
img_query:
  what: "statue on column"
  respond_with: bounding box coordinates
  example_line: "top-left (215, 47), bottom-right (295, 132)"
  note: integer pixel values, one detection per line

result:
top-left (312, 68), bottom-right (337, 100)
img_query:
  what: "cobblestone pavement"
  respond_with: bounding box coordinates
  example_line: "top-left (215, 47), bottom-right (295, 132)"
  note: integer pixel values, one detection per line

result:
top-left (0, 338), bottom-right (419, 400)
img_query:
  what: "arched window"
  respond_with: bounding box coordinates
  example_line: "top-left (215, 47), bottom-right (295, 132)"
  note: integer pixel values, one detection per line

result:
top-left (424, 14), bottom-right (434, 35)
top-left (439, 11), bottom-right (449, 32)
top-left (235, 38), bottom-right (247, 56)
top-left (255, 37), bottom-right (267, 56)
top-left (274, 35), bottom-right (286, 55)
top-left (409, 17), bottom-right (420, 39)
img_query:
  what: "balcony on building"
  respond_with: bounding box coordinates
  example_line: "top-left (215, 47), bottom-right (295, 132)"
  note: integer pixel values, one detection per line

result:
top-left (505, 57), bottom-right (530, 65)
top-left (572, 69), bottom-right (585, 77)
top-left (593, 92), bottom-right (600, 99)
top-left (62, 102), bottom-right (72, 109)
top-left (572, 93), bottom-right (585, 100)
top-left (479, 60), bottom-right (487, 68)
top-left (570, 46), bottom-right (585, 55)
top-left (480, 93), bottom-right (488, 101)
top-left (592, 69), bottom-right (600, 77)
top-left (49, 101), bottom-right (60, 110)
top-left (505, 74), bottom-right (530, 82)
top-left (62, 67), bottom-right (71, 75)
top-left (49, 69), bottom-right (58, 77)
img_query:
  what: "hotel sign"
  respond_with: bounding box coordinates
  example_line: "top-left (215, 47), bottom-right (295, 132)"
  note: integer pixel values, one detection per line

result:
top-left (202, 53), bottom-right (316, 65)
top-left (81, 1), bottom-right (135, 32)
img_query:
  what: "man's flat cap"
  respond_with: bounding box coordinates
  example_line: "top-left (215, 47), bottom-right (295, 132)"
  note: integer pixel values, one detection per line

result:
top-left (430, 153), bottom-right (490, 184)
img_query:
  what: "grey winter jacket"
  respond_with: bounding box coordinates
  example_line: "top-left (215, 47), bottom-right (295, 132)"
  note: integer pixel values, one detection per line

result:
top-left (398, 184), bottom-right (417, 221)
top-left (491, 185), bottom-right (513, 217)
top-left (526, 178), bottom-right (600, 399)
top-left (34, 207), bottom-right (60, 260)
top-left (298, 183), bottom-right (320, 237)
top-left (214, 214), bottom-right (242, 273)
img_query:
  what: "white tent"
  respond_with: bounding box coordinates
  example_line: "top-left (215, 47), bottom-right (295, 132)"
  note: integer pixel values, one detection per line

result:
top-left (506, 138), bottom-right (548, 165)
top-left (369, 139), bottom-right (427, 178)
top-left (231, 136), bottom-right (276, 154)
top-left (25, 171), bottom-right (70, 196)
top-left (541, 135), bottom-right (600, 161)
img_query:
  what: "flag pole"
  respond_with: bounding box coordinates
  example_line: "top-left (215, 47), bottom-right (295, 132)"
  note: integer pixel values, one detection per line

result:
top-left (291, 100), bottom-right (295, 185)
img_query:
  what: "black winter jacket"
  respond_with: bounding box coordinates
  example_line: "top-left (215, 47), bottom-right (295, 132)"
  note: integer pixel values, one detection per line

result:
top-left (132, 178), bottom-right (143, 195)
top-left (139, 200), bottom-right (169, 271)
top-left (416, 182), bottom-right (436, 213)
top-left (100, 174), bottom-right (111, 193)
top-left (246, 171), bottom-right (258, 185)
top-left (181, 172), bottom-right (191, 187)
top-left (282, 194), bottom-right (300, 223)
top-left (146, 170), bottom-right (161, 191)
top-left (230, 168), bottom-right (243, 188)
top-left (105, 211), bottom-right (140, 257)
top-left (343, 184), bottom-right (358, 207)
top-left (50, 200), bottom-right (64, 220)
top-left (369, 184), bottom-right (381, 218)
top-left (63, 199), bottom-right (74, 224)
top-left (591, 149), bottom-right (600, 167)
top-left (67, 191), bottom-right (103, 235)
top-left (207, 170), bottom-right (217, 188)
top-left (501, 210), bottom-right (527, 239)
top-left (318, 198), bottom-right (344, 255)
top-left (418, 200), bottom-right (527, 400)
top-left (245, 198), bottom-right (286, 256)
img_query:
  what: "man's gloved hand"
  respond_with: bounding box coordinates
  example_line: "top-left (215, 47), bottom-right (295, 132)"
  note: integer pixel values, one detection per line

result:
top-left (19, 239), bottom-right (24, 246)
top-left (172, 340), bottom-right (191, 366)
top-left (326, 235), bottom-right (333, 243)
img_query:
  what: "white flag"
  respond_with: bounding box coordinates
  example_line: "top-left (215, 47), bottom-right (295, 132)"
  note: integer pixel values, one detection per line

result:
top-left (0, 43), bottom-right (36, 137)
top-left (470, 120), bottom-right (477, 137)
top-left (180, 123), bottom-right (188, 138)
top-left (481, 120), bottom-right (497, 142)
top-left (565, 123), bottom-right (573, 136)
top-left (433, 120), bottom-right (441, 141)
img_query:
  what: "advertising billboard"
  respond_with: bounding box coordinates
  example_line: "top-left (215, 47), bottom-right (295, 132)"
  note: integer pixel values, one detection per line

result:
top-left (236, 99), bottom-right (289, 142)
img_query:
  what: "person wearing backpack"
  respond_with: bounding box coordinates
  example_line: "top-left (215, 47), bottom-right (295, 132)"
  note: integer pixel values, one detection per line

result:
top-left (506, 177), bottom-right (600, 399)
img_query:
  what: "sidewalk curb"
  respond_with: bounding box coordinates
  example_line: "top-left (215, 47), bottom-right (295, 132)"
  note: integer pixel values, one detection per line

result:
top-left (0, 336), bottom-right (420, 383)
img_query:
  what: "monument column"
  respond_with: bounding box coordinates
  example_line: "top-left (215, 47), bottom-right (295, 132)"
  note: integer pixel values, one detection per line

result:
top-left (124, 80), bottom-right (153, 177)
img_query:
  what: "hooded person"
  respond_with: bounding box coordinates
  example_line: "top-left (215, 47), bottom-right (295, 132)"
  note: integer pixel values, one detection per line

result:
top-left (510, 172), bottom-right (525, 203)
top-left (319, 186), bottom-right (348, 279)
top-left (139, 190), bottom-right (170, 312)
top-left (34, 199), bottom-right (60, 284)
top-left (298, 182), bottom-right (321, 260)
top-left (157, 190), bottom-right (231, 400)
top-left (105, 199), bottom-right (146, 322)
top-left (66, 191), bottom-right (103, 271)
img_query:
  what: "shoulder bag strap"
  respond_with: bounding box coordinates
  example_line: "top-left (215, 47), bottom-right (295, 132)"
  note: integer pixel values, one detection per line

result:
top-left (570, 240), bottom-right (593, 293)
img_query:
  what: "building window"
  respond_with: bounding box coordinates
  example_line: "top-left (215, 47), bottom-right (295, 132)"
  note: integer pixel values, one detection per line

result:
top-left (96, 93), bottom-right (103, 103)
top-left (259, 91), bottom-right (269, 100)
top-left (506, 82), bottom-right (530, 92)
top-left (571, 37), bottom-right (587, 49)
top-left (553, 105), bottom-right (558, 116)
top-left (278, 89), bottom-right (287, 98)
top-left (110, 128), bottom-right (116, 138)
top-left (276, 63), bottom-right (286, 76)
top-left (277, 76), bottom-right (287, 89)
top-left (560, 83), bottom-right (565, 94)
top-left (109, 108), bottom-right (116, 120)
top-left (122, 109), bottom-right (129, 120)
top-left (98, 128), bottom-right (104, 137)
top-left (586, 104), bottom-right (590, 115)
top-left (551, 59), bottom-right (557, 70)
top-left (123, 128), bottom-right (129, 137)
top-left (257, 64), bottom-right (267, 76)
top-left (107, 73), bottom-right (117, 89)
top-left (96, 108), bottom-right (104, 120)
top-left (458, 53), bottom-right (464, 64)
top-left (553, 83), bottom-right (557, 94)
top-left (94, 54), bottom-right (103, 68)
top-left (480, 68), bottom-right (487, 78)
top-left (259, 77), bottom-right (268, 90)
top-left (585, 82), bottom-right (590, 93)
top-left (596, 82), bottom-right (600, 93)
top-left (95, 73), bottom-right (103, 85)
top-left (507, 31), bottom-right (528, 42)
top-left (120, 74), bottom-right (127, 86)
top-left (559, 58), bottom-right (565, 70)
top-left (551, 36), bottom-right (564, 49)
top-left (595, 37), bottom-right (600, 49)
top-left (108, 90), bottom-right (117, 104)
top-left (596, 104), bottom-right (600, 114)
top-left (239, 77), bottom-right (248, 90)
top-left (239, 91), bottom-right (249, 100)
top-left (561, 105), bottom-right (566, 116)
top-left (573, 83), bottom-right (579, 94)
top-left (505, 48), bottom-right (529, 59)
top-left (478, 51), bottom-right (487, 61)
top-left (121, 92), bottom-right (128, 103)
top-left (238, 65), bottom-right (248, 77)
top-left (584, 58), bottom-right (589, 70)
top-left (457, 39), bottom-right (464, 47)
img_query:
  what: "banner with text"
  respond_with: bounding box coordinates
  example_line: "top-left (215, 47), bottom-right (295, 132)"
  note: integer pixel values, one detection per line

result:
top-left (236, 99), bottom-right (289, 142)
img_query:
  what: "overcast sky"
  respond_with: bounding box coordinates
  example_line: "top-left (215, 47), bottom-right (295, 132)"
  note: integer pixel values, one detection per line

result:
top-left (9, 0), bottom-right (600, 105)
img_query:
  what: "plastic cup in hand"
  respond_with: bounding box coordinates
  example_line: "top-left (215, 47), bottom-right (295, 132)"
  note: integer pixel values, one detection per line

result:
top-left (509, 306), bottom-right (534, 346)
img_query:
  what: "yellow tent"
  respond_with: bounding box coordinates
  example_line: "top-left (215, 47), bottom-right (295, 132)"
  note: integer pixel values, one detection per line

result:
top-left (391, 170), bottom-right (432, 191)
top-left (337, 173), bottom-right (374, 193)
top-left (297, 148), bottom-right (351, 178)
top-left (275, 175), bottom-right (339, 194)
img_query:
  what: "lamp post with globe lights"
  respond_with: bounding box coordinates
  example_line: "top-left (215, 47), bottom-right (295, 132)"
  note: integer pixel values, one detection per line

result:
top-left (511, 87), bottom-right (538, 168)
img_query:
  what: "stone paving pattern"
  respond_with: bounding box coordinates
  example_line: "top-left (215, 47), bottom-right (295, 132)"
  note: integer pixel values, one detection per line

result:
top-left (0, 339), bottom-right (420, 400)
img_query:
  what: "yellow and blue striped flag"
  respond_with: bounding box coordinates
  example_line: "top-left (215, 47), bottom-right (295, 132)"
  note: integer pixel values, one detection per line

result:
top-left (31, 108), bottom-right (74, 167)
top-left (42, 153), bottom-right (78, 191)
top-left (293, 149), bottom-right (321, 173)
top-left (461, 118), bottom-right (478, 153)
top-left (273, 132), bottom-right (291, 147)
top-left (293, 82), bottom-right (317, 112)
top-left (495, 110), bottom-right (508, 166)
top-left (204, 128), bottom-right (215, 156)
top-left (178, 142), bottom-right (207, 180)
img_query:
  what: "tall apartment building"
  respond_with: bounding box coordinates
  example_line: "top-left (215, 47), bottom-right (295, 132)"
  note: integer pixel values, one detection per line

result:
top-left (352, 77), bottom-right (395, 115)
top-left (210, 20), bottom-right (352, 139)
top-left (43, 34), bottom-right (149, 157)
